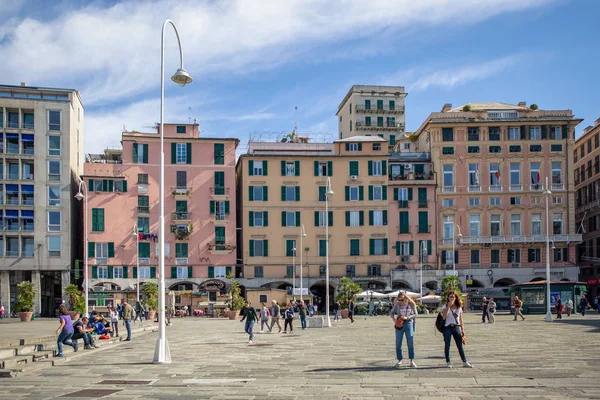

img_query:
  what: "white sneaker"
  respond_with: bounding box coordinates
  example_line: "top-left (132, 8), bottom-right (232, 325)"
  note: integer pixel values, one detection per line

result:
top-left (463, 361), bottom-right (473, 368)
top-left (259, 330), bottom-right (264, 333)
top-left (446, 362), bottom-right (453, 368)
top-left (410, 360), bottom-right (417, 368)
top-left (395, 360), bottom-right (402, 368)
top-left (248, 340), bottom-right (253, 345)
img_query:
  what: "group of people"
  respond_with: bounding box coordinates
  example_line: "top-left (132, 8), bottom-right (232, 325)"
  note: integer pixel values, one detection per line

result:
top-left (479, 297), bottom-right (497, 323)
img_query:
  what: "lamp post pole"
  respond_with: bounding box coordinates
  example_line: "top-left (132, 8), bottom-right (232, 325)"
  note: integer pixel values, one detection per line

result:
top-left (300, 225), bottom-right (306, 303)
top-left (75, 181), bottom-right (88, 317)
top-left (292, 247), bottom-right (296, 299)
top-left (133, 224), bottom-right (140, 302)
top-left (544, 177), bottom-right (553, 322)
top-left (420, 241), bottom-right (426, 305)
top-left (325, 177), bottom-right (334, 327)
top-left (154, 19), bottom-right (192, 364)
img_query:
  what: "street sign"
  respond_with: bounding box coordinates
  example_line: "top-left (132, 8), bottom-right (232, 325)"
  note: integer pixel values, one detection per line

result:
top-left (293, 288), bottom-right (310, 295)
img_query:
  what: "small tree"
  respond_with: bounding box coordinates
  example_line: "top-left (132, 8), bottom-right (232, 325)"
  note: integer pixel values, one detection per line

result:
top-left (530, 104), bottom-right (539, 110)
top-left (227, 277), bottom-right (245, 311)
top-left (141, 281), bottom-right (159, 311)
top-left (440, 275), bottom-right (462, 305)
top-left (15, 281), bottom-right (36, 313)
top-left (462, 104), bottom-right (472, 112)
top-left (335, 277), bottom-right (362, 308)
top-left (64, 284), bottom-right (85, 315)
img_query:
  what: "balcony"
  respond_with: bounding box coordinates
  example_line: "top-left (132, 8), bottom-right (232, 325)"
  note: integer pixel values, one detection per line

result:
top-left (529, 184), bottom-right (543, 192)
top-left (22, 195), bottom-right (34, 206)
top-left (389, 152), bottom-right (430, 161)
top-left (577, 198), bottom-right (600, 214)
top-left (207, 243), bottom-right (236, 253)
top-left (459, 234), bottom-right (583, 245)
top-left (442, 186), bottom-right (456, 193)
top-left (212, 212), bottom-right (227, 221)
top-left (418, 200), bottom-right (428, 208)
top-left (171, 187), bottom-right (191, 197)
top-left (509, 184), bottom-right (523, 192)
top-left (139, 257), bottom-right (151, 265)
top-left (355, 104), bottom-right (405, 113)
top-left (417, 225), bottom-right (431, 234)
top-left (5, 196), bottom-right (19, 206)
top-left (489, 185), bottom-right (502, 192)
top-left (442, 239), bottom-right (455, 245)
top-left (355, 121), bottom-right (405, 131)
top-left (22, 143), bottom-right (34, 155)
top-left (399, 255), bottom-right (411, 263)
top-left (209, 187), bottom-right (229, 196)
top-left (172, 212), bottom-right (191, 221)
top-left (468, 185), bottom-right (481, 193)
top-left (552, 183), bottom-right (564, 191)
top-left (137, 206), bottom-right (150, 214)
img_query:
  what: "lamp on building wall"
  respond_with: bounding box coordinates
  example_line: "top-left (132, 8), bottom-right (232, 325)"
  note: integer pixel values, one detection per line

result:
top-left (75, 181), bottom-right (88, 318)
top-left (154, 19), bottom-right (192, 365)
top-left (325, 177), bottom-right (334, 328)
top-left (544, 177), bottom-right (553, 322)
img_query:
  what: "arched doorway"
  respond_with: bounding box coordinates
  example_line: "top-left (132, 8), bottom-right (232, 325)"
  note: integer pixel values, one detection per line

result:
top-left (309, 281), bottom-right (335, 314)
top-left (168, 282), bottom-right (194, 291)
top-left (424, 280), bottom-right (438, 291)
top-left (392, 281), bottom-right (412, 290)
top-left (470, 280), bottom-right (485, 288)
top-left (362, 280), bottom-right (386, 291)
top-left (493, 278), bottom-right (517, 287)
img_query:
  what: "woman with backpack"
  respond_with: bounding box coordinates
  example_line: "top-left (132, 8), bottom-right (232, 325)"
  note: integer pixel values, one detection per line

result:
top-left (283, 302), bottom-right (295, 333)
top-left (441, 290), bottom-right (472, 368)
top-left (389, 291), bottom-right (418, 368)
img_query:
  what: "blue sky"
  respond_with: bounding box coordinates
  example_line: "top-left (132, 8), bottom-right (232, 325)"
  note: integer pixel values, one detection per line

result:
top-left (1, 0), bottom-right (598, 153)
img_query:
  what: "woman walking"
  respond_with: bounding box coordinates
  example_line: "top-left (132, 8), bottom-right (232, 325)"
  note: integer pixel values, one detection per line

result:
top-left (348, 297), bottom-right (355, 324)
top-left (259, 302), bottom-right (271, 333)
top-left (488, 298), bottom-right (496, 324)
top-left (565, 298), bottom-right (573, 316)
top-left (55, 304), bottom-right (77, 357)
top-left (283, 302), bottom-right (295, 333)
top-left (441, 291), bottom-right (472, 368)
top-left (389, 291), bottom-right (418, 368)
top-left (110, 306), bottom-right (119, 337)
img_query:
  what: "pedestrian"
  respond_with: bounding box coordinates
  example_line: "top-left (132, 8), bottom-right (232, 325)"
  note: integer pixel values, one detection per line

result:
top-left (481, 297), bottom-right (489, 323)
top-left (183, 305), bottom-right (188, 317)
top-left (283, 302), bottom-right (295, 333)
top-left (555, 295), bottom-right (562, 320)
top-left (134, 301), bottom-right (143, 323)
top-left (441, 290), bottom-right (472, 368)
top-left (121, 298), bottom-right (133, 341)
top-left (595, 295), bottom-right (600, 313)
top-left (580, 296), bottom-right (589, 316)
top-left (268, 300), bottom-right (282, 333)
top-left (0, 304), bottom-right (4, 319)
top-left (513, 296), bottom-right (525, 321)
top-left (298, 300), bottom-right (307, 330)
top-left (313, 303), bottom-right (318, 316)
top-left (488, 298), bottom-right (496, 324)
top-left (259, 302), bottom-right (271, 333)
top-left (565, 298), bottom-right (573, 316)
top-left (110, 306), bottom-right (119, 337)
top-left (144, 303), bottom-right (149, 321)
top-left (55, 304), bottom-right (77, 356)
top-left (240, 301), bottom-right (259, 344)
top-left (117, 303), bottom-right (123, 322)
top-left (348, 297), bottom-right (355, 324)
top-left (72, 317), bottom-right (98, 349)
top-left (390, 291), bottom-right (418, 368)
top-left (308, 301), bottom-right (314, 317)
top-left (333, 301), bottom-right (340, 321)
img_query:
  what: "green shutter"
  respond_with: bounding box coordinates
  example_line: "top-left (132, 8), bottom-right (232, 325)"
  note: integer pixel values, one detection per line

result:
top-left (88, 242), bottom-right (95, 258)
top-left (382, 161), bottom-right (387, 175)
top-left (281, 160), bottom-right (286, 176)
top-left (368, 161), bottom-right (373, 176)
top-left (263, 186), bottom-right (268, 201)
top-left (150, 267), bottom-right (156, 278)
top-left (249, 211), bottom-right (254, 227)
top-left (314, 211), bottom-right (319, 226)
top-left (562, 125), bottom-right (568, 139)
top-left (345, 211), bottom-right (350, 226)
top-left (133, 267), bottom-right (137, 279)
top-left (382, 185), bottom-right (387, 201)
top-left (394, 188), bottom-right (398, 201)
top-left (123, 266), bottom-right (128, 279)
top-left (92, 266), bottom-right (98, 279)
top-left (139, 243), bottom-right (150, 258)
top-left (142, 144), bottom-right (148, 164)
top-left (399, 212), bottom-right (409, 233)
top-left (171, 143), bottom-right (177, 164)
top-left (409, 241), bottom-right (414, 255)
top-left (541, 125), bottom-right (547, 139)
top-left (186, 143), bottom-right (192, 164)
top-left (408, 188), bottom-right (413, 201)
top-left (383, 210), bottom-right (388, 225)
top-left (319, 240), bottom-right (326, 257)
top-left (520, 126), bottom-right (526, 140)
top-left (132, 143), bottom-right (138, 163)
top-left (122, 180), bottom-right (127, 192)
top-left (281, 186), bottom-right (286, 201)
top-left (351, 239), bottom-right (359, 256)
top-left (264, 240), bottom-right (268, 257)
top-left (108, 180), bottom-right (114, 192)
top-left (208, 266), bottom-right (215, 278)
top-left (369, 239), bottom-right (375, 255)
top-left (295, 211), bottom-right (301, 227)
top-left (281, 211), bottom-right (286, 226)
top-left (89, 179), bottom-right (94, 189)
top-left (287, 240), bottom-right (294, 256)
top-left (102, 180), bottom-right (108, 192)
top-left (358, 143), bottom-right (362, 151)
top-left (328, 211), bottom-right (333, 226)
top-left (176, 200), bottom-right (187, 213)
top-left (295, 161), bottom-right (300, 176)
top-left (369, 210), bottom-right (374, 225)
top-left (327, 161), bottom-right (333, 176)
top-left (263, 160), bottom-right (268, 176)
top-left (359, 211), bottom-right (364, 226)
top-left (383, 240), bottom-right (388, 255)
top-left (210, 200), bottom-right (215, 214)
top-left (396, 241), bottom-right (400, 256)
top-left (249, 241), bottom-right (254, 257)
top-left (226, 266), bottom-right (232, 277)
top-left (171, 267), bottom-right (177, 278)
top-left (314, 161), bottom-right (319, 176)
top-left (248, 160), bottom-right (254, 176)
top-left (263, 211), bottom-right (268, 227)
top-left (418, 211), bottom-right (428, 233)
top-left (249, 186), bottom-right (254, 201)
top-left (427, 241), bottom-right (431, 255)
top-left (225, 201), bottom-right (230, 214)
top-left (108, 242), bottom-right (115, 258)
top-left (214, 143), bottom-right (224, 165)
top-left (359, 186), bottom-right (364, 201)
top-left (346, 143), bottom-right (350, 151)
top-left (368, 185), bottom-right (373, 200)
top-left (188, 266), bottom-right (193, 278)
top-left (345, 186), bottom-right (350, 201)
top-left (295, 186), bottom-right (300, 201)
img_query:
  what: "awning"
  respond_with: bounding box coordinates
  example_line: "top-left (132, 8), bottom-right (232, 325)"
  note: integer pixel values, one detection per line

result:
top-left (5, 184), bottom-right (18, 193)
top-left (21, 134), bottom-right (34, 142)
top-left (6, 133), bottom-right (18, 139)
top-left (20, 210), bottom-right (34, 218)
top-left (21, 185), bottom-right (34, 194)
top-left (5, 210), bottom-right (18, 218)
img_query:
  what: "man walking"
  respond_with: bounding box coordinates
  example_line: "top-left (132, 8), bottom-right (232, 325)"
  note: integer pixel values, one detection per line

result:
top-left (580, 296), bottom-right (589, 316)
top-left (240, 301), bottom-right (259, 344)
top-left (298, 300), bottom-right (307, 330)
top-left (513, 296), bottom-right (525, 321)
top-left (333, 301), bottom-right (340, 321)
top-left (121, 298), bottom-right (133, 341)
top-left (481, 297), bottom-right (489, 323)
top-left (555, 295), bottom-right (563, 319)
top-left (348, 297), bottom-right (355, 324)
top-left (268, 300), bottom-right (282, 333)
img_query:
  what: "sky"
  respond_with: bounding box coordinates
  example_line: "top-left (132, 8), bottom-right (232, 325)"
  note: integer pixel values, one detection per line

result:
top-left (1, 0), bottom-right (599, 154)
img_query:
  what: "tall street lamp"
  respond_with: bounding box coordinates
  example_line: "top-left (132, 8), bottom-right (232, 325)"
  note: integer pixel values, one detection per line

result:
top-left (154, 19), bottom-right (193, 365)
top-left (292, 247), bottom-right (296, 299)
top-left (132, 224), bottom-right (140, 303)
top-left (300, 225), bottom-right (306, 303)
top-left (324, 177), bottom-right (334, 327)
top-left (75, 182), bottom-right (88, 317)
top-left (452, 224), bottom-right (462, 275)
top-left (543, 177), bottom-right (553, 322)
top-left (420, 241), bottom-right (426, 305)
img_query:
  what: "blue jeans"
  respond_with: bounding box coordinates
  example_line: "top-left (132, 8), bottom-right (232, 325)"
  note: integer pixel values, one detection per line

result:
top-left (333, 310), bottom-right (339, 321)
top-left (57, 329), bottom-right (75, 355)
top-left (443, 325), bottom-right (466, 363)
top-left (300, 315), bottom-right (306, 329)
top-left (245, 320), bottom-right (255, 340)
top-left (394, 320), bottom-right (414, 361)
top-left (125, 319), bottom-right (131, 340)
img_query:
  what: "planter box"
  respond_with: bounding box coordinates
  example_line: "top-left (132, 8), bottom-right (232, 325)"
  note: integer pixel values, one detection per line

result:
top-left (19, 312), bottom-right (33, 322)
top-left (341, 310), bottom-right (349, 319)
top-left (228, 311), bottom-right (240, 320)
top-left (308, 316), bottom-right (324, 328)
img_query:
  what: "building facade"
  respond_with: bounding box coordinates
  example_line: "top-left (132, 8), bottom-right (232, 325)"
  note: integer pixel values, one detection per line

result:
top-left (0, 83), bottom-right (84, 316)
top-left (574, 118), bottom-right (600, 297)
top-left (83, 123), bottom-right (238, 308)
top-left (336, 85), bottom-right (406, 149)
top-left (422, 102), bottom-right (582, 290)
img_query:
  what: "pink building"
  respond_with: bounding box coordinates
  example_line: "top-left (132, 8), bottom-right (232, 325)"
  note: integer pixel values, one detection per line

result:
top-left (83, 123), bottom-right (238, 308)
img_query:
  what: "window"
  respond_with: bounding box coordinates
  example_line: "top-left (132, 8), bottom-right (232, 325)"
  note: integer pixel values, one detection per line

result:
top-left (176, 143), bottom-right (187, 164)
top-left (137, 216), bottom-right (150, 233)
top-left (176, 125), bottom-right (186, 134)
top-left (370, 238), bottom-right (387, 255)
top-left (249, 186), bottom-right (267, 201)
top-left (372, 186), bottom-right (383, 201)
top-left (97, 266), bottom-right (108, 279)
top-left (508, 249), bottom-right (520, 263)
top-left (349, 239), bottom-right (360, 256)
top-left (399, 211), bottom-right (409, 234)
top-left (285, 161), bottom-right (296, 176)
top-left (368, 265), bottom-right (382, 277)
top-left (553, 213), bottom-right (563, 234)
top-left (442, 128), bottom-right (453, 142)
top-left (139, 267), bottom-right (151, 279)
top-left (443, 199), bottom-right (454, 207)
top-left (348, 211), bottom-right (360, 226)
top-left (48, 186), bottom-right (61, 206)
top-left (319, 240), bottom-right (326, 257)
top-left (48, 236), bottom-right (61, 257)
top-left (491, 215), bottom-right (501, 236)
top-left (48, 211), bottom-right (61, 232)
top-left (509, 127), bottom-right (520, 140)
top-left (418, 211), bottom-right (429, 233)
top-left (552, 162), bottom-right (563, 188)
top-left (371, 161), bottom-right (383, 176)
top-left (377, 117), bottom-right (384, 127)
top-left (315, 211), bottom-right (333, 227)
top-left (469, 214), bottom-right (480, 237)
top-left (48, 136), bottom-right (61, 156)
top-left (442, 147), bottom-right (455, 155)
top-left (92, 208), bottom-right (105, 232)
top-left (249, 211), bottom-right (264, 227)
top-left (467, 127), bottom-right (479, 141)
top-left (490, 197), bottom-right (501, 206)
top-left (471, 250), bottom-right (480, 265)
top-left (489, 145), bottom-right (501, 153)
top-left (528, 249), bottom-right (541, 263)
top-left (509, 145), bottom-right (521, 153)
top-left (491, 249), bottom-right (500, 265)
top-left (283, 211), bottom-right (298, 227)
top-left (282, 186), bottom-right (299, 201)
top-left (48, 160), bottom-right (61, 181)
top-left (349, 186), bottom-right (359, 201)
top-left (349, 161), bottom-right (359, 176)
top-left (138, 174), bottom-right (148, 184)
top-left (510, 197), bottom-right (521, 205)
top-left (443, 165), bottom-right (454, 188)
top-left (249, 240), bottom-right (268, 257)
top-left (511, 214), bottom-right (521, 235)
top-left (443, 215), bottom-right (454, 239)
top-left (468, 164), bottom-right (480, 189)
top-left (254, 266), bottom-right (264, 278)
top-left (532, 214), bottom-right (542, 236)
top-left (373, 143), bottom-right (381, 151)
top-left (554, 248), bottom-right (568, 262)
top-left (552, 196), bottom-right (563, 205)
top-left (48, 110), bottom-right (61, 131)
top-left (346, 265), bottom-right (356, 277)
top-left (133, 144), bottom-right (148, 164)
top-left (113, 267), bottom-right (124, 279)
top-left (530, 162), bottom-right (541, 188)
top-left (348, 143), bottom-right (359, 152)
top-left (469, 198), bottom-right (480, 206)
top-left (316, 161), bottom-right (330, 177)
top-left (530, 144), bottom-right (542, 152)
top-left (251, 160), bottom-right (266, 176)
top-left (551, 126), bottom-right (562, 140)
top-left (176, 171), bottom-right (187, 189)
top-left (510, 163), bottom-right (520, 187)
top-left (488, 127), bottom-right (500, 141)
top-left (489, 164), bottom-right (500, 188)
top-left (371, 210), bottom-right (385, 226)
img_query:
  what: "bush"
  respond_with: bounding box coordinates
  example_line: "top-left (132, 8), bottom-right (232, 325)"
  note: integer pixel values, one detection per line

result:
top-left (227, 278), bottom-right (245, 311)
top-left (462, 104), bottom-right (472, 112)
top-left (141, 281), bottom-right (159, 311)
top-left (530, 104), bottom-right (539, 110)
top-left (64, 284), bottom-right (85, 315)
top-left (15, 281), bottom-right (36, 312)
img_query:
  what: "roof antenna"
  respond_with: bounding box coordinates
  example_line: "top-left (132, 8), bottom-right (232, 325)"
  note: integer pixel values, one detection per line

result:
top-left (188, 107), bottom-right (192, 124)
top-left (294, 106), bottom-right (298, 134)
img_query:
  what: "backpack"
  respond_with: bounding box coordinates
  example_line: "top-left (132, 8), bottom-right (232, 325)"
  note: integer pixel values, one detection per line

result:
top-left (435, 312), bottom-right (445, 333)
top-left (518, 300), bottom-right (523, 308)
top-left (285, 308), bottom-right (295, 319)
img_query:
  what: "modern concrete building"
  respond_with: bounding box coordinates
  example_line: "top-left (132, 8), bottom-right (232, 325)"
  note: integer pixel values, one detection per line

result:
top-left (574, 118), bottom-right (600, 297)
top-left (82, 123), bottom-right (238, 309)
top-left (0, 83), bottom-right (84, 316)
top-left (336, 85), bottom-right (406, 149)
top-left (236, 135), bottom-right (396, 310)
top-left (421, 102), bottom-right (582, 290)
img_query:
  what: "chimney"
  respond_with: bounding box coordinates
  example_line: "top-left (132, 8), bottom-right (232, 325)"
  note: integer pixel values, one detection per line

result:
top-left (584, 126), bottom-right (593, 134)
top-left (595, 118), bottom-right (600, 126)
top-left (21, 82), bottom-right (27, 87)
top-left (517, 101), bottom-right (526, 107)
top-left (441, 103), bottom-right (452, 113)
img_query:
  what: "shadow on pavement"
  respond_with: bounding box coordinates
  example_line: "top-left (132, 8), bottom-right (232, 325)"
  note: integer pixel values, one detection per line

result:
top-left (306, 365), bottom-right (446, 373)
top-left (552, 317), bottom-right (600, 333)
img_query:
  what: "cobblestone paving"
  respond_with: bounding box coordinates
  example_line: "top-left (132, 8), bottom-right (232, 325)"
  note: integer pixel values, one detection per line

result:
top-left (1, 312), bottom-right (599, 399)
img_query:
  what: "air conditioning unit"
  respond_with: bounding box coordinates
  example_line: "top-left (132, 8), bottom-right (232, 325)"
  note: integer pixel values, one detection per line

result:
top-left (95, 286), bottom-right (106, 292)
top-left (351, 175), bottom-right (358, 181)
top-left (404, 164), bottom-right (412, 170)
top-left (178, 285), bottom-right (186, 291)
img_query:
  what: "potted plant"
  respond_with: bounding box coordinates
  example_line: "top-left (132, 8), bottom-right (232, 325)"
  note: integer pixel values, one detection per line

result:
top-left (141, 281), bottom-right (159, 320)
top-left (63, 284), bottom-right (85, 320)
top-left (335, 277), bottom-right (362, 319)
top-left (15, 281), bottom-right (36, 322)
top-left (440, 275), bottom-right (463, 305)
top-left (226, 277), bottom-right (245, 320)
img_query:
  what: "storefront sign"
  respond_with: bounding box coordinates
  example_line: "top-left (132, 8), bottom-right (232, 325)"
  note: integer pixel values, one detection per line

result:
top-left (588, 279), bottom-right (597, 285)
top-left (200, 279), bottom-right (226, 291)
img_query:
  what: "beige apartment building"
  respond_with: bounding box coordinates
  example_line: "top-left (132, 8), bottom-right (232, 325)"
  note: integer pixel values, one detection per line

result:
top-left (336, 85), bottom-right (406, 149)
top-left (574, 118), bottom-right (600, 297)
top-left (0, 83), bottom-right (84, 316)
top-left (236, 135), bottom-right (394, 310)
top-left (420, 102), bottom-right (582, 290)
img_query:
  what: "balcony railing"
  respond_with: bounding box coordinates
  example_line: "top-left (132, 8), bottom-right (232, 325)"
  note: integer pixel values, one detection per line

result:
top-left (468, 185), bottom-right (481, 192)
top-left (213, 212), bottom-right (226, 221)
top-left (355, 104), bottom-right (405, 113)
top-left (389, 173), bottom-right (434, 182)
top-left (577, 198), bottom-right (600, 214)
top-left (6, 251), bottom-right (19, 257)
top-left (418, 200), bottom-right (428, 208)
top-left (6, 122), bottom-right (19, 129)
top-left (552, 183), bottom-right (564, 191)
top-left (509, 184), bottom-right (523, 192)
top-left (460, 234), bottom-right (583, 245)
top-left (355, 121), bottom-right (405, 130)
top-left (22, 197), bottom-right (34, 206)
top-left (529, 184), bottom-right (543, 192)
top-left (209, 187), bottom-right (229, 196)
top-left (175, 257), bottom-right (188, 265)
top-left (399, 256), bottom-right (411, 263)
top-left (489, 185), bottom-right (502, 192)
top-left (22, 123), bottom-right (34, 130)
top-left (137, 206), bottom-right (150, 214)
top-left (389, 152), bottom-right (430, 161)
top-left (22, 147), bottom-right (34, 155)
top-left (139, 257), bottom-right (151, 265)
top-left (582, 256), bottom-right (600, 263)
top-left (442, 239), bottom-right (455, 245)
top-left (442, 186), bottom-right (455, 193)
top-left (172, 212), bottom-right (191, 221)
top-left (5, 197), bottom-right (19, 205)
top-left (171, 187), bottom-right (191, 197)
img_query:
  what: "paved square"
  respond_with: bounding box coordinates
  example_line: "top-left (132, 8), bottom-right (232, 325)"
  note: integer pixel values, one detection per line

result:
top-left (1, 312), bottom-right (599, 399)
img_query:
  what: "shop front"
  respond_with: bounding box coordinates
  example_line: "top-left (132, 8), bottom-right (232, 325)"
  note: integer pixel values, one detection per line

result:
top-left (509, 280), bottom-right (587, 314)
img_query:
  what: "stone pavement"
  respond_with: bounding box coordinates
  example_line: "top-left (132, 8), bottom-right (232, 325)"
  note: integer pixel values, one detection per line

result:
top-left (1, 312), bottom-right (599, 399)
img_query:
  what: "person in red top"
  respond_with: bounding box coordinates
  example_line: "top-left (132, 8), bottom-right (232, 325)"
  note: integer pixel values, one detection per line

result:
top-left (513, 296), bottom-right (525, 321)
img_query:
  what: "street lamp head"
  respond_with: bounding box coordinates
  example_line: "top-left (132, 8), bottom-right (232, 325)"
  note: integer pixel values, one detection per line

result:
top-left (543, 188), bottom-right (552, 195)
top-left (171, 68), bottom-right (193, 87)
top-left (457, 233), bottom-right (463, 237)
top-left (74, 192), bottom-right (84, 202)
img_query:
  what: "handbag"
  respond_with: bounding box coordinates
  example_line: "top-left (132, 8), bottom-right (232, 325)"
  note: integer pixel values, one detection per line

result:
top-left (394, 318), bottom-right (405, 330)
top-left (435, 313), bottom-right (445, 333)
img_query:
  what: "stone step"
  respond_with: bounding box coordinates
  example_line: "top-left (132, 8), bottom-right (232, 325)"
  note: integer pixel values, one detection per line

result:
top-left (0, 348), bottom-right (16, 359)
top-left (0, 354), bottom-right (34, 370)
top-left (16, 344), bottom-right (44, 355)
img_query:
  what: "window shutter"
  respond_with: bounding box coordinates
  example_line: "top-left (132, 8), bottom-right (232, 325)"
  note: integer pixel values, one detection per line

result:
top-left (345, 143), bottom-right (350, 151)
top-left (249, 241), bottom-right (254, 257)
top-left (382, 161), bottom-right (387, 175)
top-left (208, 266), bottom-right (215, 278)
top-left (442, 251), bottom-right (447, 264)
top-left (396, 241), bottom-right (400, 256)
top-left (295, 161), bottom-right (300, 176)
top-left (295, 211), bottom-right (301, 227)
top-left (408, 188), bottom-right (413, 201)
top-left (368, 161), bottom-right (373, 176)
top-left (394, 188), bottom-right (398, 201)
top-left (369, 210), bottom-right (374, 226)
top-left (359, 211), bottom-right (364, 226)
top-left (359, 186), bottom-right (364, 201)
top-left (520, 126), bottom-right (526, 140)
top-left (345, 211), bottom-right (350, 226)
top-left (122, 180), bottom-right (127, 192)
top-left (281, 186), bottom-right (286, 201)
top-left (133, 267), bottom-right (137, 279)
top-left (225, 201), bottom-right (230, 214)
top-left (327, 161), bottom-right (333, 176)
top-left (171, 143), bottom-right (177, 164)
top-left (369, 239), bottom-right (374, 255)
top-left (102, 180), bottom-right (108, 192)
top-left (226, 266), bottom-right (232, 277)
top-left (314, 161), bottom-right (319, 176)
top-left (264, 240), bottom-right (268, 256)
top-left (108, 242), bottom-right (115, 258)
top-left (263, 160), bottom-right (268, 176)
top-left (99, 209), bottom-right (105, 231)
top-left (345, 186), bottom-right (349, 201)
top-left (150, 267), bottom-right (156, 278)
top-left (171, 267), bottom-right (177, 278)
top-left (263, 211), bottom-right (268, 227)
top-left (186, 143), bottom-right (192, 164)
top-left (132, 143), bottom-right (138, 163)
top-left (383, 240), bottom-right (388, 255)
top-left (210, 200), bottom-right (215, 214)
top-left (328, 211), bottom-right (333, 226)
top-left (314, 211), bottom-right (319, 226)
top-left (409, 241), bottom-right (414, 255)
top-left (249, 186), bottom-right (254, 201)
top-left (249, 211), bottom-right (254, 227)
top-left (287, 240), bottom-right (293, 256)
top-left (142, 144), bottom-right (148, 164)
top-left (281, 160), bottom-right (286, 176)
top-left (358, 143), bottom-right (362, 151)
top-left (281, 211), bottom-right (286, 226)
top-left (455, 250), bottom-right (459, 264)
top-left (319, 240), bottom-right (326, 257)
top-left (295, 186), bottom-right (300, 201)
top-left (248, 160), bottom-right (254, 176)
top-left (562, 125), bottom-right (568, 139)
top-left (368, 185), bottom-right (373, 200)
top-left (383, 210), bottom-right (388, 225)
top-left (88, 242), bottom-right (95, 258)
top-left (188, 266), bottom-right (193, 278)
top-left (123, 266), bottom-right (128, 279)
top-left (108, 180), bottom-right (114, 192)
top-left (427, 240), bottom-right (432, 255)
top-left (92, 266), bottom-right (98, 279)
top-left (541, 125), bottom-right (547, 139)
top-left (382, 186), bottom-right (387, 201)
top-left (263, 186), bottom-right (268, 201)
top-left (89, 179), bottom-right (94, 189)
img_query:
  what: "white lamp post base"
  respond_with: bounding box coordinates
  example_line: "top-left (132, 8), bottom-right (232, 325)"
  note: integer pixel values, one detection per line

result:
top-left (325, 315), bottom-right (331, 327)
top-left (544, 312), bottom-right (553, 322)
top-left (152, 337), bottom-right (172, 364)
